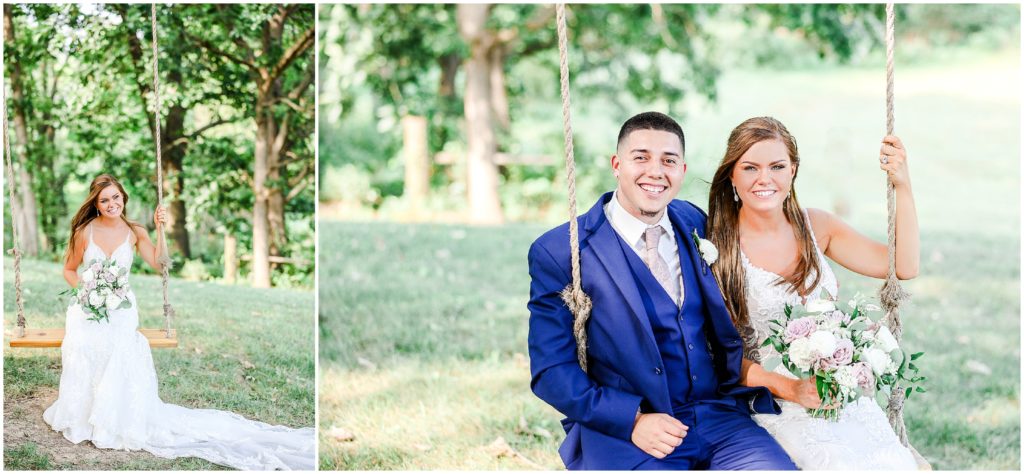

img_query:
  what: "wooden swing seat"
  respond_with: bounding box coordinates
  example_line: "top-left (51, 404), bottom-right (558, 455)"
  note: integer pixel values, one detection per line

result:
top-left (9, 328), bottom-right (178, 348)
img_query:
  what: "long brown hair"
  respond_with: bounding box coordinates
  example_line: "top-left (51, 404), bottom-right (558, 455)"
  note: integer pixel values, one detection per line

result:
top-left (707, 117), bottom-right (822, 335)
top-left (64, 174), bottom-right (143, 263)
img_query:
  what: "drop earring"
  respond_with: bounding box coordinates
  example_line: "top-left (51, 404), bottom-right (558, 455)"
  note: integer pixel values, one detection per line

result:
top-left (732, 185), bottom-right (739, 202)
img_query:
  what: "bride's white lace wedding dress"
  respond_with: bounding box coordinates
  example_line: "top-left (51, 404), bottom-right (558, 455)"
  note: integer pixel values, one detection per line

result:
top-left (739, 210), bottom-right (917, 470)
top-left (43, 227), bottom-right (314, 470)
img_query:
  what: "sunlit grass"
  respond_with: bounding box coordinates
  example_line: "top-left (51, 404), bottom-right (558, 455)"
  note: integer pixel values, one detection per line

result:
top-left (3, 258), bottom-right (315, 470)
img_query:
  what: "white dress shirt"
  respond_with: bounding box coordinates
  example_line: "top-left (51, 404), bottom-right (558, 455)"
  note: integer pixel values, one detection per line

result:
top-left (604, 191), bottom-right (684, 305)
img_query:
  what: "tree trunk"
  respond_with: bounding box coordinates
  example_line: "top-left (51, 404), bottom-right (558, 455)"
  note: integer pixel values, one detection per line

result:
top-left (163, 101), bottom-right (191, 259)
top-left (265, 114), bottom-right (288, 264)
top-left (489, 45), bottom-right (510, 130)
top-left (4, 4), bottom-right (40, 256)
top-left (457, 4), bottom-right (504, 224)
top-left (402, 115), bottom-right (429, 205)
top-left (251, 106), bottom-right (272, 288)
top-left (223, 231), bottom-right (237, 284)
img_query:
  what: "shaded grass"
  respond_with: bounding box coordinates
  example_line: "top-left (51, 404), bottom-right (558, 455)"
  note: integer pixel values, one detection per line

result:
top-left (4, 257), bottom-right (315, 470)
top-left (319, 219), bottom-right (1019, 470)
top-left (4, 443), bottom-right (56, 470)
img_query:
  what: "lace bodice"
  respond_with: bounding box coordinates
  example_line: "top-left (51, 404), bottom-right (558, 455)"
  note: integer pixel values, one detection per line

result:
top-left (740, 209), bottom-right (839, 367)
top-left (740, 209), bottom-right (917, 470)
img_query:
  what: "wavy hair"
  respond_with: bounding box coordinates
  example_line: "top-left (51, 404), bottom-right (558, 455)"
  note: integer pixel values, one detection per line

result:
top-left (64, 174), bottom-right (144, 263)
top-left (707, 117), bottom-right (822, 336)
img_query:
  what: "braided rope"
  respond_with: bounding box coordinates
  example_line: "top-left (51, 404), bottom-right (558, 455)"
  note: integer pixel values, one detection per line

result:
top-left (151, 4), bottom-right (173, 338)
top-left (3, 95), bottom-right (26, 338)
top-left (555, 4), bottom-right (592, 372)
top-left (880, 2), bottom-right (910, 446)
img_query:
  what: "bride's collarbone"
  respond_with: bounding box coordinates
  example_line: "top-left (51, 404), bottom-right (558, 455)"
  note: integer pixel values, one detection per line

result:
top-left (741, 237), bottom-right (800, 277)
top-left (89, 222), bottom-right (134, 257)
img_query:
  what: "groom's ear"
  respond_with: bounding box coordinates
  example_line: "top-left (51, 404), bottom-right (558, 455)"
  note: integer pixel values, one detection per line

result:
top-left (611, 154), bottom-right (620, 175)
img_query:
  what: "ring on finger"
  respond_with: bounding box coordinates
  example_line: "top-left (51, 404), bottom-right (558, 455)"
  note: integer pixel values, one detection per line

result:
top-left (880, 155), bottom-right (889, 164)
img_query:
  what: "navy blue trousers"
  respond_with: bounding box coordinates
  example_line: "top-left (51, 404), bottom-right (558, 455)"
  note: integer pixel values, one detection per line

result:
top-left (634, 403), bottom-right (796, 470)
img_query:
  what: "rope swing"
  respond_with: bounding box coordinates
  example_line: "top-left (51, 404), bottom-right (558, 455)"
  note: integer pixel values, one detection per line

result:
top-left (151, 3), bottom-right (174, 338)
top-left (878, 0), bottom-right (914, 450)
top-left (6, 3), bottom-right (176, 348)
top-left (555, 4), bottom-right (593, 373)
top-left (3, 96), bottom-right (26, 339)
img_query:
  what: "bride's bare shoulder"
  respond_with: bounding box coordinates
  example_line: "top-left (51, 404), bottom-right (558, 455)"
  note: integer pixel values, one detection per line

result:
top-left (803, 207), bottom-right (838, 244)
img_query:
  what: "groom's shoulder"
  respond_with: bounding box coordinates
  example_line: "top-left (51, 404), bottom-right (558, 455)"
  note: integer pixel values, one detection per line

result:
top-left (669, 199), bottom-right (708, 221)
top-left (530, 218), bottom-right (578, 258)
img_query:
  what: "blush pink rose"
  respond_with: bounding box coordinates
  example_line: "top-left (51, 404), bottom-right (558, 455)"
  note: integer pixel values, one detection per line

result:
top-left (784, 317), bottom-right (817, 343)
top-left (851, 362), bottom-right (875, 393)
top-left (831, 338), bottom-right (854, 366)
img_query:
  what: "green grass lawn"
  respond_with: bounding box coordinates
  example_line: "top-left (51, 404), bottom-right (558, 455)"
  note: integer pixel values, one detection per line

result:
top-left (319, 220), bottom-right (1019, 470)
top-left (320, 49), bottom-right (1019, 470)
top-left (3, 257), bottom-right (315, 470)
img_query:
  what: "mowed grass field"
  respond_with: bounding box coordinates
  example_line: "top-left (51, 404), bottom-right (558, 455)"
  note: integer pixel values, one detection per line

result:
top-left (3, 258), bottom-right (315, 470)
top-left (320, 50), bottom-right (1019, 469)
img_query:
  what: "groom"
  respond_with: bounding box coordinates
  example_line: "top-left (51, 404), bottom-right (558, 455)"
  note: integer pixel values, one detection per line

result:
top-left (527, 112), bottom-right (796, 470)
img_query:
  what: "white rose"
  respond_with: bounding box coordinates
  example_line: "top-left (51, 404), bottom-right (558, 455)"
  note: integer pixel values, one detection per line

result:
top-left (117, 275), bottom-right (128, 286)
top-left (788, 338), bottom-right (815, 372)
top-left (860, 327), bottom-right (877, 343)
top-left (834, 366), bottom-right (859, 390)
top-left (105, 294), bottom-right (122, 310)
top-left (862, 348), bottom-right (892, 377)
top-left (807, 330), bottom-right (838, 357)
top-left (88, 290), bottom-right (103, 307)
top-left (698, 238), bottom-right (718, 265)
top-left (874, 325), bottom-right (900, 353)
top-left (806, 299), bottom-right (836, 313)
top-left (82, 269), bottom-right (95, 283)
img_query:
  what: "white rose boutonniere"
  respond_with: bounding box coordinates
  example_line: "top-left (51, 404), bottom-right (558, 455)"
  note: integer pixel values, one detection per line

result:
top-left (691, 230), bottom-right (718, 271)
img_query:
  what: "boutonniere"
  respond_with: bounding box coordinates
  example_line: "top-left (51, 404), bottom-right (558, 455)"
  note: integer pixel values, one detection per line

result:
top-left (691, 229), bottom-right (718, 274)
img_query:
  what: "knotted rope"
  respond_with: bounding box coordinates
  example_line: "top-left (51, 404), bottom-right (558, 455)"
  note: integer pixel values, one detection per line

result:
top-left (555, 4), bottom-right (592, 372)
top-left (879, 2), bottom-right (911, 446)
top-left (151, 4), bottom-right (173, 338)
top-left (3, 97), bottom-right (26, 338)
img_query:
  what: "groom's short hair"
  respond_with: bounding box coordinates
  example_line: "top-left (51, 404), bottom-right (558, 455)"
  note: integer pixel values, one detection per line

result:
top-left (616, 111), bottom-right (686, 154)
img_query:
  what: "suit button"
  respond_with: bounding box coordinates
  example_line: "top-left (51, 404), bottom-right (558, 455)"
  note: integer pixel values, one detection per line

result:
top-left (687, 343), bottom-right (694, 350)
top-left (655, 367), bottom-right (663, 375)
top-left (691, 375), bottom-right (697, 381)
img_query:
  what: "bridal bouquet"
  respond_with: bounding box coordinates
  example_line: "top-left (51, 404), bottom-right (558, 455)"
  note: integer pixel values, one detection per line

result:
top-left (760, 293), bottom-right (925, 421)
top-left (61, 258), bottom-right (132, 323)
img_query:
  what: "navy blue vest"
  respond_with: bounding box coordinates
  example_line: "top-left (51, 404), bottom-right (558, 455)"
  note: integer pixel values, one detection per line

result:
top-left (616, 224), bottom-right (723, 414)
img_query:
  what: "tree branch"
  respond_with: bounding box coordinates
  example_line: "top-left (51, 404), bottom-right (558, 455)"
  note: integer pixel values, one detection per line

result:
top-left (286, 60), bottom-right (315, 100)
top-left (188, 32), bottom-right (260, 73)
top-left (285, 161), bottom-right (313, 201)
top-left (265, 26), bottom-right (314, 87)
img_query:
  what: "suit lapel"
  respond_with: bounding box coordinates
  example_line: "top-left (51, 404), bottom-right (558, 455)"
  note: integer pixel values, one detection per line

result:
top-left (582, 193), bottom-right (660, 355)
top-left (667, 203), bottom-right (741, 348)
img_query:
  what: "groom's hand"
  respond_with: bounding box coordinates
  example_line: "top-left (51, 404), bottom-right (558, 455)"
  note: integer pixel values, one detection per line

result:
top-left (631, 413), bottom-right (688, 459)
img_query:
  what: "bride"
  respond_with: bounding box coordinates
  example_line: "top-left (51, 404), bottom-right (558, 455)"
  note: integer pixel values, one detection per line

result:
top-left (43, 174), bottom-right (314, 470)
top-left (706, 117), bottom-right (919, 469)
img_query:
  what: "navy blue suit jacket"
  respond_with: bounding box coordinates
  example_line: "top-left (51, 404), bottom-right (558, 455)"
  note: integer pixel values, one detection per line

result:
top-left (527, 192), bottom-right (780, 469)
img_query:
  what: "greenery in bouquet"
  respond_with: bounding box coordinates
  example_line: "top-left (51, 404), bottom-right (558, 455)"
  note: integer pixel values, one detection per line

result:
top-left (761, 294), bottom-right (926, 421)
top-left (59, 258), bottom-right (133, 323)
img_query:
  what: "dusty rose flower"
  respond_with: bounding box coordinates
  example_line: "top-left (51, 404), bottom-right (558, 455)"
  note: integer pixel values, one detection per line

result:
top-left (851, 362), bottom-right (875, 393)
top-left (832, 338), bottom-right (854, 366)
top-left (784, 317), bottom-right (817, 343)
